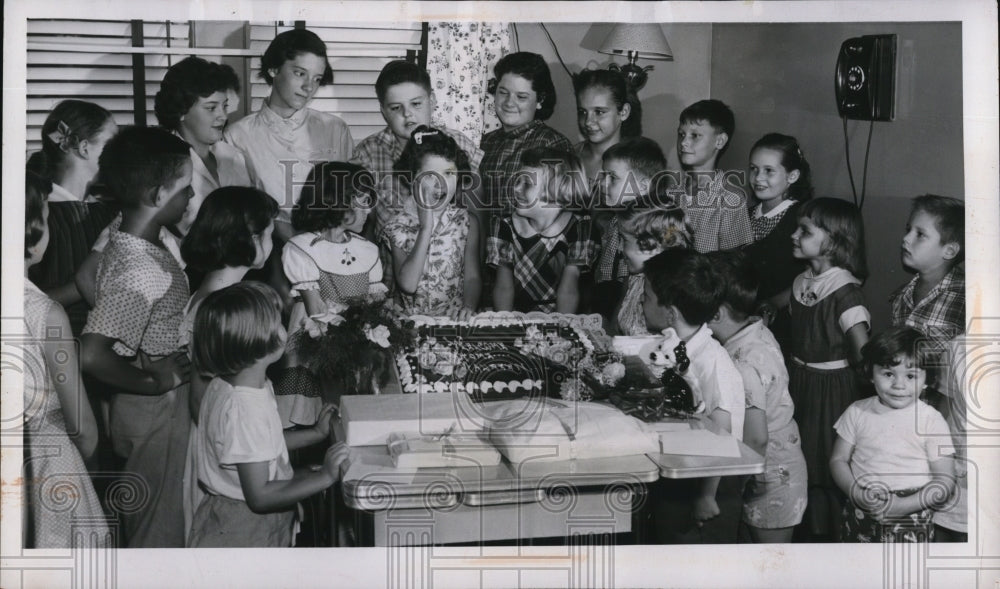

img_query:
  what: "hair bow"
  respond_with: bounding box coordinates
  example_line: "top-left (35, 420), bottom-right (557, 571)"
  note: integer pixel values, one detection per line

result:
top-left (47, 121), bottom-right (75, 151)
top-left (413, 129), bottom-right (440, 145)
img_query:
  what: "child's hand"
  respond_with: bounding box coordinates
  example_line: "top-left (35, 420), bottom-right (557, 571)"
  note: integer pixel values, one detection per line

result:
top-left (139, 350), bottom-right (191, 393)
top-left (693, 496), bottom-right (720, 526)
top-left (312, 404), bottom-right (337, 439)
top-left (323, 442), bottom-right (350, 482)
top-left (852, 484), bottom-right (890, 519)
top-left (455, 306), bottom-right (476, 321)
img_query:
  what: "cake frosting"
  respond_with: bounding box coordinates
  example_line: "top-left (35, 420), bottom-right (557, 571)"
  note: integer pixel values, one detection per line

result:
top-left (396, 318), bottom-right (594, 400)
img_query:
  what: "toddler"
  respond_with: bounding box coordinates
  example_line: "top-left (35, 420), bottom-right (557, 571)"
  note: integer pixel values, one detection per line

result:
top-left (831, 327), bottom-right (955, 542)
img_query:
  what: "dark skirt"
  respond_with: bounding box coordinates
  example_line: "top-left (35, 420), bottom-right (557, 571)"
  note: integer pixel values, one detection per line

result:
top-left (788, 362), bottom-right (862, 490)
top-left (188, 494), bottom-right (295, 548)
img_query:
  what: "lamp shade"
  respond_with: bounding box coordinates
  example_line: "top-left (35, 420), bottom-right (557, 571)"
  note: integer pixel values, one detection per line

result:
top-left (598, 24), bottom-right (673, 61)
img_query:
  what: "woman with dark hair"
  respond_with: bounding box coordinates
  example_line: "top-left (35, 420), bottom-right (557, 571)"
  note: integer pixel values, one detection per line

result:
top-left (26, 100), bottom-right (118, 333)
top-left (78, 57), bottom-right (248, 306)
top-left (573, 68), bottom-right (642, 186)
top-left (479, 52), bottom-right (573, 215)
top-left (154, 56), bottom-right (250, 234)
top-left (225, 28), bottom-right (353, 242)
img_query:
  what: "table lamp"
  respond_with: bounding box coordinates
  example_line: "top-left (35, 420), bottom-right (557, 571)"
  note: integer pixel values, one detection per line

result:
top-left (598, 24), bottom-right (674, 92)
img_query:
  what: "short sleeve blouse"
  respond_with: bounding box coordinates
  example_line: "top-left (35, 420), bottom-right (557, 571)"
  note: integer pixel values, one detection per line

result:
top-left (195, 378), bottom-right (294, 501)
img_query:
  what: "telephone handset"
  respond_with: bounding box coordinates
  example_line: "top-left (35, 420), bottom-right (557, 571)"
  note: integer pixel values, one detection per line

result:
top-left (835, 34), bottom-right (897, 121)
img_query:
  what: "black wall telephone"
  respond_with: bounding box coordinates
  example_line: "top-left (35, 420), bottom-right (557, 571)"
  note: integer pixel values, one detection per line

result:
top-left (835, 34), bottom-right (897, 121)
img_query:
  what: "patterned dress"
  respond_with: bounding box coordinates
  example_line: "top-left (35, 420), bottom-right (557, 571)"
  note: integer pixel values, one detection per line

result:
top-left (486, 213), bottom-right (597, 313)
top-left (615, 274), bottom-right (650, 336)
top-left (22, 281), bottom-right (110, 548)
top-left (383, 204), bottom-right (471, 316)
top-left (723, 319), bottom-right (807, 529)
top-left (278, 231), bottom-right (383, 426)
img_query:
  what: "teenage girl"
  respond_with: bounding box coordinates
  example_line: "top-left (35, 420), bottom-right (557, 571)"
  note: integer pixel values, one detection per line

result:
top-left (189, 282), bottom-right (348, 547)
top-left (744, 133), bottom-right (813, 347)
top-left (787, 197), bottom-right (870, 541)
top-left (26, 100), bottom-right (118, 333)
top-left (487, 147), bottom-right (597, 313)
top-left (384, 125), bottom-right (481, 318)
top-left (573, 68), bottom-right (641, 186)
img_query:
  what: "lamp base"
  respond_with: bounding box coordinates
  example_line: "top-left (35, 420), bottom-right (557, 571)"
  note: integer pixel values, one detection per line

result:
top-left (608, 62), bottom-right (654, 93)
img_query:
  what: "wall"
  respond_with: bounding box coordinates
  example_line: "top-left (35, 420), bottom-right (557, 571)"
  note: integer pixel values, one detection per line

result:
top-left (710, 22), bottom-right (964, 334)
top-left (516, 23), bottom-right (713, 168)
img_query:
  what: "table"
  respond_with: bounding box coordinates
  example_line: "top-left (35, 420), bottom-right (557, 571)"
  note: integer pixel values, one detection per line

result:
top-left (649, 443), bottom-right (766, 479)
top-left (337, 435), bottom-right (659, 546)
top-left (333, 425), bottom-right (765, 546)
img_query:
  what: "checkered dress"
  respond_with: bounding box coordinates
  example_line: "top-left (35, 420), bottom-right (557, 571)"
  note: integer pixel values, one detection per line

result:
top-left (479, 120), bottom-right (573, 212)
top-left (486, 213), bottom-right (597, 312)
top-left (750, 203), bottom-right (793, 241)
top-left (890, 265), bottom-right (966, 348)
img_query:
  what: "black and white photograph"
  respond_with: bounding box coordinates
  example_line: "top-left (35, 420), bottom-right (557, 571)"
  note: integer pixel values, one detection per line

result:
top-left (2, 1), bottom-right (998, 588)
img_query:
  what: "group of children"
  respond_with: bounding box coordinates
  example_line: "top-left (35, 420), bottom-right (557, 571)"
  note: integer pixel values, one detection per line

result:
top-left (20, 26), bottom-right (967, 548)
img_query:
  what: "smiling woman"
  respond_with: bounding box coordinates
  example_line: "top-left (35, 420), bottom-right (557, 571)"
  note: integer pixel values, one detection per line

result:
top-left (154, 56), bottom-right (252, 234)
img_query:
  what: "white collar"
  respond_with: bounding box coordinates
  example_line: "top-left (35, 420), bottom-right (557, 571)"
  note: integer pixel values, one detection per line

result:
top-left (48, 182), bottom-right (83, 203)
top-left (793, 266), bottom-right (861, 306)
top-left (754, 198), bottom-right (795, 219)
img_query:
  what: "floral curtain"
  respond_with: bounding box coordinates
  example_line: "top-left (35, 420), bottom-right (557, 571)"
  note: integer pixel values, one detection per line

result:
top-left (427, 22), bottom-right (511, 146)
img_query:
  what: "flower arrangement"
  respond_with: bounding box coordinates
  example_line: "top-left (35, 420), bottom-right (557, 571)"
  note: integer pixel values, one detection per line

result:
top-left (512, 324), bottom-right (626, 402)
top-left (294, 294), bottom-right (412, 396)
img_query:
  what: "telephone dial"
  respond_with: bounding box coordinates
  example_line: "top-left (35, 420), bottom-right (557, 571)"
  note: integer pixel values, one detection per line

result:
top-left (835, 34), bottom-right (897, 121)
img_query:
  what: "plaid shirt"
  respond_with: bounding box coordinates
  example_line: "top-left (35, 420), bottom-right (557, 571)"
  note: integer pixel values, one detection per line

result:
top-left (353, 126), bottom-right (483, 234)
top-left (890, 265), bottom-right (966, 346)
top-left (479, 120), bottom-right (573, 212)
top-left (486, 213), bottom-right (597, 312)
top-left (676, 170), bottom-right (753, 252)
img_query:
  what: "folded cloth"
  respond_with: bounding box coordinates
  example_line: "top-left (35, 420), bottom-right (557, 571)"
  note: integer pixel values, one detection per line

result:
top-left (485, 400), bottom-right (659, 463)
top-left (387, 432), bottom-right (501, 468)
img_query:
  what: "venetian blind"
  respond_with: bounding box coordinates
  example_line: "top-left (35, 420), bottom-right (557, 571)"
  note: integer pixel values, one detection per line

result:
top-left (26, 19), bottom-right (191, 153)
top-left (247, 21), bottom-right (424, 142)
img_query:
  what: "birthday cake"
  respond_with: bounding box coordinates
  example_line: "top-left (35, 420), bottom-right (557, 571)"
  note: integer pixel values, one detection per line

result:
top-left (395, 314), bottom-right (620, 401)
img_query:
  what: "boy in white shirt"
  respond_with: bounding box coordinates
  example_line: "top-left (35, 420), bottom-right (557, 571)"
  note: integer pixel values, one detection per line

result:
top-left (642, 248), bottom-right (745, 543)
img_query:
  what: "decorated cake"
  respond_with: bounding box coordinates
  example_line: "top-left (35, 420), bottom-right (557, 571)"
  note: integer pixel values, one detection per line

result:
top-left (395, 313), bottom-right (623, 401)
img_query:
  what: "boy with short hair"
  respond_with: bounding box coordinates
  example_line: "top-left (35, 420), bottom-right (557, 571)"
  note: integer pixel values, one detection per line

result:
top-left (353, 60), bottom-right (484, 233)
top-left (592, 137), bottom-right (667, 319)
top-left (674, 99), bottom-right (753, 253)
top-left (706, 250), bottom-right (807, 543)
top-left (643, 248), bottom-right (746, 543)
top-left (890, 194), bottom-right (965, 346)
top-left (80, 127), bottom-right (194, 547)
